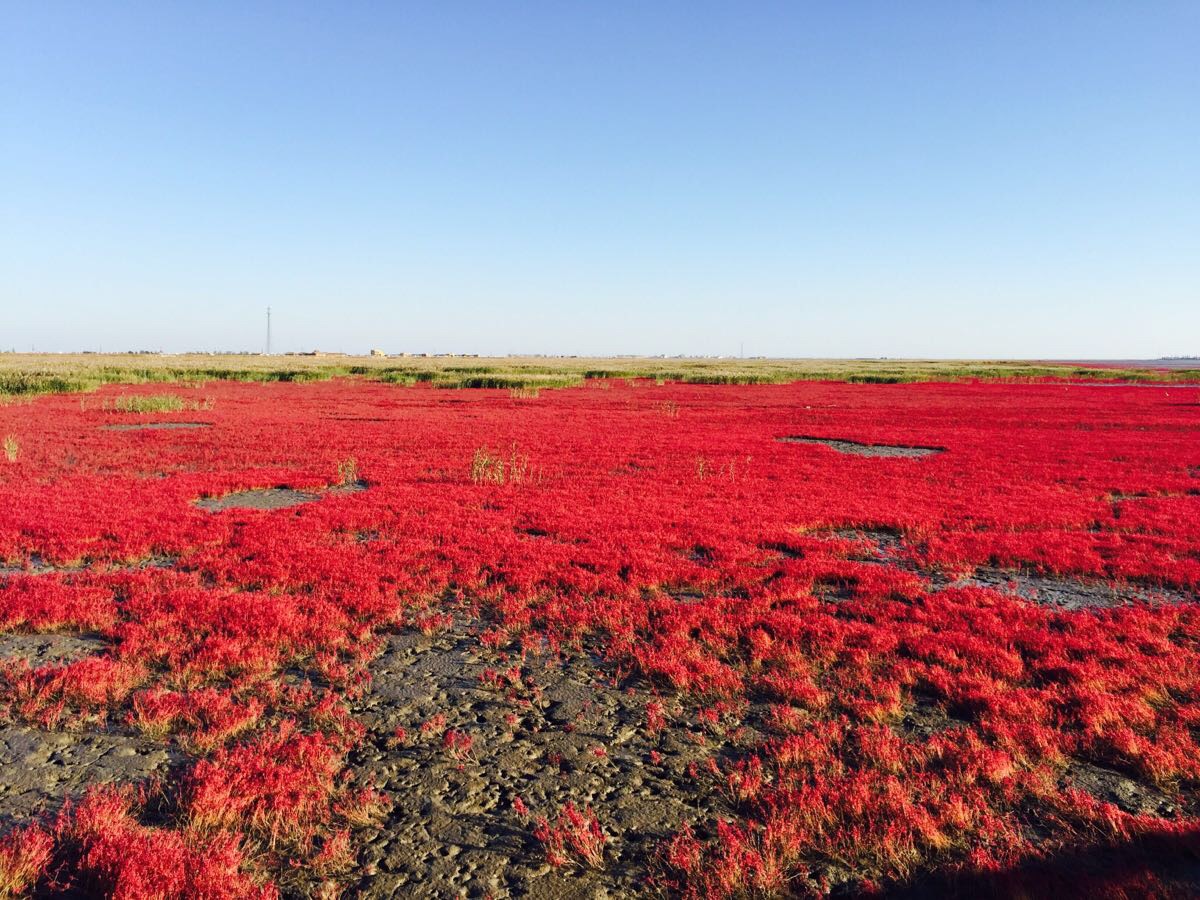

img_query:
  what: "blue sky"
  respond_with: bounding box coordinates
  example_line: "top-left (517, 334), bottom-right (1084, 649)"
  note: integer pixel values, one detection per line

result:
top-left (2, 2), bottom-right (1197, 357)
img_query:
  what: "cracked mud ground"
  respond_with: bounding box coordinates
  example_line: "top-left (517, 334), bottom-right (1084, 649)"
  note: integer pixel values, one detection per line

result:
top-left (348, 626), bottom-right (727, 898)
top-left (0, 633), bottom-right (185, 832)
top-left (0, 726), bottom-right (181, 831)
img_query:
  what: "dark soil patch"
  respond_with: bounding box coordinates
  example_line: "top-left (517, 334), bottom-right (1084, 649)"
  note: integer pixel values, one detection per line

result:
top-left (0, 557), bottom-right (77, 577)
top-left (893, 692), bottom-right (968, 741)
top-left (952, 567), bottom-right (1195, 610)
top-left (813, 575), bottom-right (856, 603)
top-left (778, 436), bottom-right (945, 458)
top-left (347, 625), bottom-right (725, 898)
top-left (1062, 759), bottom-right (1180, 818)
top-left (759, 541), bottom-right (803, 559)
top-left (195, 481), bottom-right (367, 512)
top-left (0, 555), bottom-right (175, 577)
top-left (665, 586), bottom-right (708, 604)
top-left (827, 527), bottom-right (907, 563)
top-left (0, 633), bottom-right (106, 666)
top-left (196, 487), bottom-right (320, 511)
top-left (0, 725), bottom-right (181, 829)
top-left (101, 422), bottom-right (212, 431)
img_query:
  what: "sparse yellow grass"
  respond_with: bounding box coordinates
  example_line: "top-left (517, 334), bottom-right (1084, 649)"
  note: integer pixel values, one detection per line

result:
top-left (470, 445), bottom-right (531, 485)
top-left (105, 393), bottom-right (213, 413)
top-left (2, 436), bottom-right (17, 463)
top-left (112, 394), bottom-right (184, 413)
top-left (0, 352), bottom-right (1194, 403)
top-left (337, 457), bottom-right (358, 485)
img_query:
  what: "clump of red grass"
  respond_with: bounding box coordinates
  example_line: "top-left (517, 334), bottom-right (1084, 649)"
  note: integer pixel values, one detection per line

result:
top-left (533, 803), bottom-right (606, 869)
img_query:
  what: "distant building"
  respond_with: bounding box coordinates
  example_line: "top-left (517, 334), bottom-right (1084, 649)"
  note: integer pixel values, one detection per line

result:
top-left (370, 348), bottom-right (385, 357)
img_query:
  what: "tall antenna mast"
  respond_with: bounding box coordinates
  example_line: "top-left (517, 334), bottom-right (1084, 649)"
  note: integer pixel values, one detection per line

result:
top-left (266, 306), bottom-right (272, 355)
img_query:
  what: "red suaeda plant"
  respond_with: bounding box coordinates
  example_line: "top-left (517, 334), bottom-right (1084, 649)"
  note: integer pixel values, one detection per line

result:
top-left (0, 788), bottom-right (275, 899)
top-left (333, 788), bottom-right (390, 828)
top-left (442, 728), bottom-right (474, 760)
top-left (0, 825), bottom-right (52, 897)
top-left (419, 713), bottom-right (448, 738)
top-left (533, 803), bottom-right (606, 868)
top-left (185, 721), bottom-right (347, 855)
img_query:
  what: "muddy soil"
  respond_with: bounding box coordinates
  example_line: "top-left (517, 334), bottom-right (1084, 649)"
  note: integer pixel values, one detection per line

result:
top-left (195, 487), bottom-right (321, 511)
top-left (101, 423), bottom-right (212, 431)
top-left (0, 635), bottom-right (180, 831)
top-left (778, 436), bottom-right (945, 458)
top-left (1061, 759), bottom-right (1181, 818)
top-left (0, 725), bottom-right (181, 829)
top-left (893, 692), bottom-right (969, 741)
top-left (0, 633), bottom-right (106, 667)
top-left (950, 567), bottom-right (1196, 610)
top-left (827, 527), bottom-right (907, 562)
top-left (0, 555), bottom-right (175, 577)
top-left (347, 626), bottom-right (727, 899)
top-left (196, 481), bottom-right (368, 512)
top-left (807, 529), bottom-right (1197, 611)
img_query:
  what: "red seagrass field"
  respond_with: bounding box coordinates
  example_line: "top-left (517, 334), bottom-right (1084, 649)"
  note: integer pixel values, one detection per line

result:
top-left (1, 375), bottom-right (1199, 898)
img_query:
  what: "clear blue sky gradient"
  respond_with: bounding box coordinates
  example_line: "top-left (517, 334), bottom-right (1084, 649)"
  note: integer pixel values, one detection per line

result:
top-left (2, 2), bottom-right (1197, 357)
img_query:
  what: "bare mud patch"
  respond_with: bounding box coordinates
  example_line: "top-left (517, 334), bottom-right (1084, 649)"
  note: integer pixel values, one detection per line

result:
top-left (952, 568), bottom-right (1195, 610)
top-left (195, 481), bottom-right (368, 512)
top-left (1062, 759), bottom-right (1180, 818)
top-left (348, 625), bottom-right (726, 898)
top-left (759, 541), bottom-right (803, 559)
top-left (196, 487), bottom-right (319, 511)
top-left (778, 436), bottom-right (945, 458)
top-left (0, 725), bottom-right (181, 829)
top-left (0, 555), bottom-right (175, 578)
top-left (813, 575), bottom-right (857, 603)
top-left (894, 692), bottom-right (968, 741)
top-left (794, 529), bottom-right (1196, 611)
top-left (826, 527), bottom-right (907, 563)
top-left (665, 586), bottom-right (709, 604)
top-left (797, 531), bottom-right (1197, 611)
top-left (0, 633), bottom-right (106, 667)
top-left (101, 422), bottom-right (212, 431)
